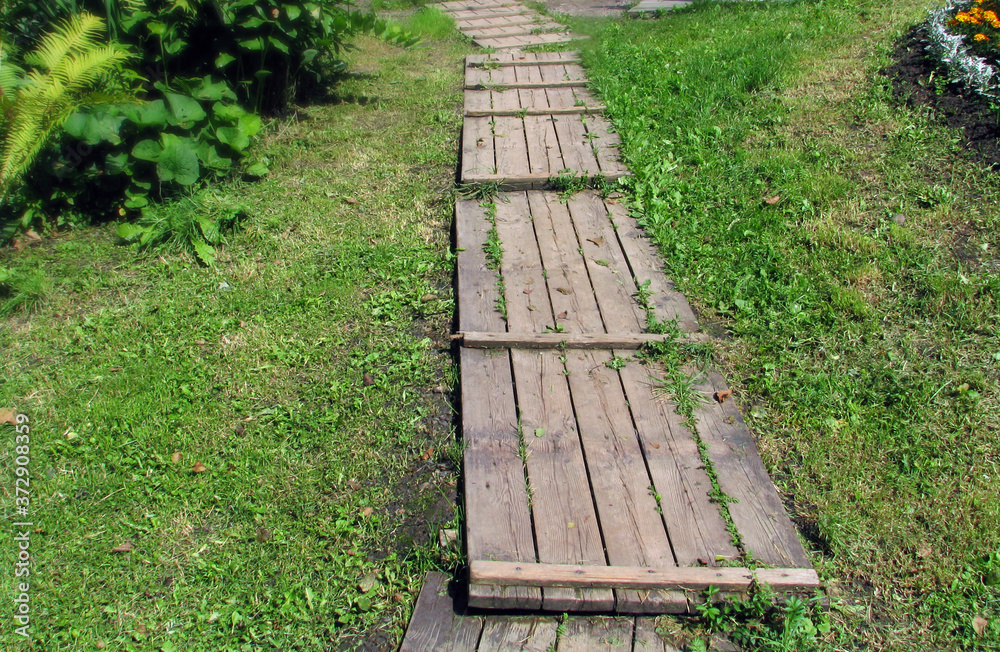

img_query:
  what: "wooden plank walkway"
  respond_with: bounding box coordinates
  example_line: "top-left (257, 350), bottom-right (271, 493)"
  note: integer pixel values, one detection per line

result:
top-left (443, 0), bottom-right (577, 47)
top-left (430, 0), bottom-right (818, 617)
top-left (400, 573), bottom-right (743, 651)
top-left (460, 52), bottom-right (627, 189)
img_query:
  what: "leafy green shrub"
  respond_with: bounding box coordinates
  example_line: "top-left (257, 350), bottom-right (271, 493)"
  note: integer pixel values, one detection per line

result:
top-left (116, 188), bottom-right (249, 265)
top-left (0, 0), bottom-right (417, 248)
top-left (0, 13), bottom-right (130, 211)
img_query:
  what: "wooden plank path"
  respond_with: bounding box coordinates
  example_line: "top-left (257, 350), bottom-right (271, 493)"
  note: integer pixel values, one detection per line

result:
top-left (401, 573), bottom-right (744, 651)
top-left (460, 52), bottom-right (627, 189)
top-left (415, 0), bottom-right (819, 622)
top-left (443, 0), bottom-right (577, 47)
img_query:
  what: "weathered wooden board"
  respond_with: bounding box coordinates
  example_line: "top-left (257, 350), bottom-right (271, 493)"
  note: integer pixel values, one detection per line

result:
top-left (450, 6), bottom-right (529, 20)
top-left (479, 618), bottom-right (560, 652)
top-left (474, 32), bottom-right (579, 49)
top-left (462, 347), bottom-right (541, 609)
top-left (616, 358), bottom-right (739, 567)
top-left (456, 14), bottom-right (537, 29)
top-left (401, 574), bottom-right (746, 648)
top-left (693, 371), bottom-right (813, 569)
top-left (467, 106), bottom-right (605, 117)
top-left (457, 331), bottom-right (707, 349)
top-left (399, 572), bottom-right (483, 652)
top-left (605, 201), bottom-right (699, 332)
top-left (464, 22), bottom-right (566, 39)
top-left (565, 193), bottom-right (646, 332)
top-left (470, 561), bottom-right (822, 592)
top-left (563, 347), bottom-right (686, 613)
top-left (494, 193), bottom-right (613, 612)
top-left (557, 617), bottom-right (633, 652)
top-left (634, 618), bottom-right (684, 652)
top-left (440, 0), bottom-right (522, 9)
top-left (462, 116), bottom-right (496, 178)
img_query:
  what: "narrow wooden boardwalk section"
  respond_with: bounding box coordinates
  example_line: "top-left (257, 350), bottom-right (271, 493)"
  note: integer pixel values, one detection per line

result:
top-left (442, 0), bottom-right (577, 47)
top-left (417, 0), bottom-right (819, 622)
top-left (401, 573), bottom-right (743, 651)
top-left (455, 192), bottom-right (815, 612)
top-left (462, 52), bottom-right (628, 189)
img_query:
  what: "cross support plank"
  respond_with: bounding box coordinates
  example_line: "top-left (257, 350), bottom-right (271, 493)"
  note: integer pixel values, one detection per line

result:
top-left (465, 106), bottom-right (605, 117)
top-left (454, 331), bottom-right (708, 349)
top-left (470, 561), bottom-right (821, 593)
top-left (466, 80), bottom-right (588, 90)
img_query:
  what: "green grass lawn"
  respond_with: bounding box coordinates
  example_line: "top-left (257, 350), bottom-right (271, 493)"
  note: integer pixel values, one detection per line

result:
top-left (0, 12), bottom-right (471, 650)
top-left (572, 0), bottom-right (999, 649)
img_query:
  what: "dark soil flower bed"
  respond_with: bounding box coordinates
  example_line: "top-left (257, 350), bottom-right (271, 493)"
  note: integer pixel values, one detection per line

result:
top-left (886, 26), bottom-right (1000, 167)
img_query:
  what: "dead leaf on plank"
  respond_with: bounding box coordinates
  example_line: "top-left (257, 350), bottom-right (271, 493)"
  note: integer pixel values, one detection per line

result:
top-left (555, 287), bottom-right (571, 295)
top-left (556, 311), bottom-right (568, 320)
top-left (523, 289), bottom-right (533, 294)
top-left (714, 389), bottom-right (733, 403)
top-left (586, 236), bottom-right (604, 246)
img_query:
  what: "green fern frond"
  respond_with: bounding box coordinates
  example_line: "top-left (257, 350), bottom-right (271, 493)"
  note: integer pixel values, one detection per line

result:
top-left (0, 14), bottom-right (132, 198)
top-left (0, 41), bottom-right (25, 98)
top-left (49, 45), bottom-right (129, 92)
top-left (23, 13), bottom-right (106, 72)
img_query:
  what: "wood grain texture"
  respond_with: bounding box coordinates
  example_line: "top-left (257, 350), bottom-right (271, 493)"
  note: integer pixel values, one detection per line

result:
top-left (462, 117), bottom-right (496, 180)
top-left (474, 33), bottom-right (578, 49)
top-left (616, 359), bottom-right (738, 566)
top-left (523, 116), bottom-right (563, 176)
top-left (494, 116), bottom-right (530, 178)
top-left (479, 617), bottom-right (560, 652)
top-left (465, 23), bottom-right (566, 39)
top-left (692, 371), bottom-right (812, 569)
top-left (400, 573), bottom-right (483, 652)
top-left (495, 192), bottom-right (613, 611)
top-left (459, 331), bottom-right (706, 349)
top-left (633, 618), bottom-right (684, 652)
top-left (556, 617), bottom-right (633, 652)
top-left (565, 194), bottom-right (646, 333)
top-left (605, 201), bottom-right (699, 331)
top-left (466, 107), bottom-right (605, 117)
top-left (470, 561), bottom-right (821, 592)
top-left (449, 7), bottom-right (530, 19)
top-left (462, 347), bottom-right (540, 609)
top-left (562, 351), bottom-right (671, 557)
top-left (455, 199), bottom-right (505, 333)
top-left (467, 80), bottom-right (588, 90)
top-left (457, 14), bottom-right (537, 29)
top-left (580, 114), bottom-right (629, 176)
top-left (527, 192), bottom-right (603, 335)
top-left (440, 0), bottom-right (522, 9)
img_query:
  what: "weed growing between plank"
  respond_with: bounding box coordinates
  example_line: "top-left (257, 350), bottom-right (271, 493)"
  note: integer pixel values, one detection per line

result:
top-left (583, 0), bottom-right (1000, 647)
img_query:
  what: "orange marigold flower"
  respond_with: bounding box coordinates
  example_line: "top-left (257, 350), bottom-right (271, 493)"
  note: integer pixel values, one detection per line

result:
top-left (985, 9), bottom-right (998, 19)
top-left (975, 32), bottom-right (990, 41)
